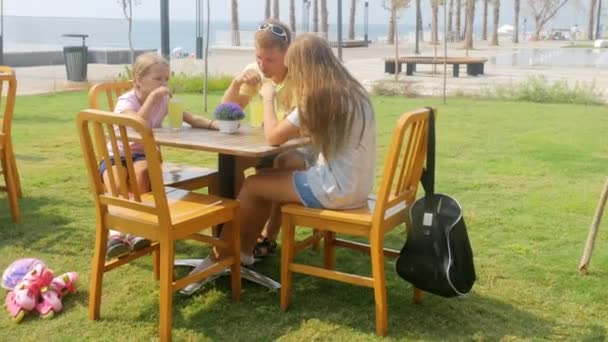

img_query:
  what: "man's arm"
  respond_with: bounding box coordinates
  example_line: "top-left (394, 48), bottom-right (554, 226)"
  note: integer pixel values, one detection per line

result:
top-left (221, 68), bottom-right (261, 109)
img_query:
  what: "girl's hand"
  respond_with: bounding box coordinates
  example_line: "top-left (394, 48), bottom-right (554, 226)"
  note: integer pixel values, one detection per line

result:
top-left (151, 86), bottom-right (172, 101)
top-left (259, 82), bottom-right (275, 102)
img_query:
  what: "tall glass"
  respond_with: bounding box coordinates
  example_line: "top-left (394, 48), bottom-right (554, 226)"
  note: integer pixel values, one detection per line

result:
top-left (248, 95), bottom-right (264, 128)
top-left (167, 98), bottom-right (184, 129)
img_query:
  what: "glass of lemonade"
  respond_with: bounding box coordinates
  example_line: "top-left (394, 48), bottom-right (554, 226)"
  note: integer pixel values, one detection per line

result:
top-left (167, 98), bottom-right (183, 129)
top-left (248, 96), bottom-right (264, 128)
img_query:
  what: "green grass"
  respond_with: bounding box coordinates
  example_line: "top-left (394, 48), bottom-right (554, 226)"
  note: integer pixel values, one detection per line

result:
top-left (1, 92), bottom-right (608, 340)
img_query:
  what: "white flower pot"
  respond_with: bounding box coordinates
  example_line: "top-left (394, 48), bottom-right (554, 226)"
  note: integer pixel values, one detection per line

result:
top-left (217, 120), bottom-right (240, 134)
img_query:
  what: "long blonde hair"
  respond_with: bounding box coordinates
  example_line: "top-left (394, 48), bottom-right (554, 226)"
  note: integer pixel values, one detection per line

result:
top-left (285, 34), bottom-right (370, 161)
top-left (132, 52), bottom-right (169, 90)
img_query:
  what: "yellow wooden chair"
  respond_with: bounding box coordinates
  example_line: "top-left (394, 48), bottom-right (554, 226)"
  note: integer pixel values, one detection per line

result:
top-left (88, 81), bottom-right (218, 192)
top-left (279, 108), bottom-right (432, 336)
top-left (0, 66), bottom-right (22, 223)
top-left (77, 109), bottom-right (241, 342)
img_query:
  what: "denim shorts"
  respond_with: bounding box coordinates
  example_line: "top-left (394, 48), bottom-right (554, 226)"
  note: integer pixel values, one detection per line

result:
top-left (98, 152), bottom-right (147, 179)
top-left (292, 171), bottom-right (323, 208)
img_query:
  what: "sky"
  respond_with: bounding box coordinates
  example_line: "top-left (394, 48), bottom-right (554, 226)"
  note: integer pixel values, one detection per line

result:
top-left (3, 0), bottom-right (593, 28)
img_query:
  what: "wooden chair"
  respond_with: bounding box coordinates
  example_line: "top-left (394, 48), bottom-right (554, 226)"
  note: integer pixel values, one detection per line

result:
top-left (77, 109), bottom-right (241, 342)
top-left (88, 81), bottom-right (218, 192)
top-left (0, 66), bottom-right (22, 223)
top-left (280, 108), bottom-right (432, 336)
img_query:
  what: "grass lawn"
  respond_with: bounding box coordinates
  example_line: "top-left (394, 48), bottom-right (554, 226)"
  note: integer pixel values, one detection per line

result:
top-left (1, 91), bottom-right (607, 340)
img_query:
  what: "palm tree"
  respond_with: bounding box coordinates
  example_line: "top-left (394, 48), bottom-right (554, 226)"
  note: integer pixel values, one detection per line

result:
top-left (383, 0), bottom-right (411, 45)
top-left (513, 0), bottom-right (520, 43)
top-left (463, 0), bottom-right (475, 49)
top-left (231, 0), bottom-right (240, 46)
top-left (290, 0), bottom-right (296, 34)
top-left (273, 0), bottom-right (279, 19)
top-left (490, 0), bottom-right (499, 45)
top-left (448, 0), bottom-right (454, 41)
top-left (321, 0), bottom-right (329, 39)
top-left (588, 0), bottom-right (598, 40)
top-left (349, 0), bottom-right (357, 40)
top-left (431, 0), bottom-right (440, 44)
top-left (482, 0), bottom-right (488, 40)
top-left (265, 0), bottom-right (271, 19)
top-left (313, 0), bottom-right (319, 33)
top-left (455, 0), bottom-right (462, 41)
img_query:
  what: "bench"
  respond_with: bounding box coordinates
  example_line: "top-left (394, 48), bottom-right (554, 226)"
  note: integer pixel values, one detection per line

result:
top-left (384, 56), bottom-right (488, 77)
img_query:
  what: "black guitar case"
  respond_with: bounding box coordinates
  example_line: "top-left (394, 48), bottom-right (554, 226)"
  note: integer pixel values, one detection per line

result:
top-left (395, 108), bottom-right (476, 297)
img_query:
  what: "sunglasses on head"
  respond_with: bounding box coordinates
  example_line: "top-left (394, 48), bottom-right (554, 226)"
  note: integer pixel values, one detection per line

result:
top-left (257, 23), bottom-right (289, 43)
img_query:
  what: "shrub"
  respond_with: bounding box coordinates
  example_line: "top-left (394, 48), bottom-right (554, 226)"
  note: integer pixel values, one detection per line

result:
top-left (371, 80), bottom-right (420, 97)
top-left (490, 75), bottom-right (605, 105)
top-left (116, 68), bottom-right (233, 94)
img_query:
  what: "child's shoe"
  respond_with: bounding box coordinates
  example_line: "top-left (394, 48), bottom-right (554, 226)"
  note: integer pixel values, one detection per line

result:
top-left (106, 232), bottom-right (130, 260)
top-left (35, 272), bottom-right (78, 319)
top-left (126, 234), bottom-right (151, 252)
top-left (6, 264), bottom-right (54, 323)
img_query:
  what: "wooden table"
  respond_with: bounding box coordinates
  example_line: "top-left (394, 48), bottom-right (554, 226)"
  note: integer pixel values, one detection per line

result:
top-left (153, 125), bottom-right (310, 198)
top-left (153, 125), bottom-right (310, 293)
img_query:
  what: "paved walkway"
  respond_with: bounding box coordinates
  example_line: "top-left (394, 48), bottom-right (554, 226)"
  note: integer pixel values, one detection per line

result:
top-left (12, 39), bottom-right (608, 101)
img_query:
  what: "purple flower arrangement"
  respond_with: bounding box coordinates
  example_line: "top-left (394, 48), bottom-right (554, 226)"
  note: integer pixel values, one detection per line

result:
top-left (213, 102), bottom-right (245, 121)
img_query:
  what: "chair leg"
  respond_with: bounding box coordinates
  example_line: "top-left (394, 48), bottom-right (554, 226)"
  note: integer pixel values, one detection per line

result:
top-left (229, 208), bottom-right (242, 302)
top-left (8, 142), bottom-right (22, 198)
top-left (153, 244), bottom-right (160, 281)
top-left (323, 231), bottom-right (336, 270)
top-left (312, 228), bottom-right (321, 251)
top-left (2, 157), bottom-right (20, 223)
top-left (158, 240), bottom-right (174, 342)
top-left (370, 236), bottom-right (388, 336)
top-left (280, 212), bottom-right (295, 311)
top-left (89, 224), bottom-right (108, 320)
top-left (413, 288), bottom-right (423, 304)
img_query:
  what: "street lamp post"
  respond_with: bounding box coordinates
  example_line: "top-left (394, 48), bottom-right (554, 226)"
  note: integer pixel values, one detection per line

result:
top-left (337, 0), bottom-right (343, 61)
top-left (364, 1), bottom-right (369, 47)
top-left (415, 0), bottom-right (421, 54)
top-left (196, 0), bottom-right (203, 59)
top-left (597, 0), bottom-right (603, 39)
top-left (303, 0), bottom-right (310, 32)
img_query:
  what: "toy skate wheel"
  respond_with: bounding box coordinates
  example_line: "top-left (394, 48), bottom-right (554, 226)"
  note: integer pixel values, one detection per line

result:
top-left (40, 311), bottom-right (55, 320)
top-left (12, 309), bottom-right (25, 323)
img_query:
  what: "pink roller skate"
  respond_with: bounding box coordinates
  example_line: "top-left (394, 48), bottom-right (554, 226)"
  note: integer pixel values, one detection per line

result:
top-left (36, 272), bottom-right (78, 319)
top-left (5, 264), bottom-right (54, 323)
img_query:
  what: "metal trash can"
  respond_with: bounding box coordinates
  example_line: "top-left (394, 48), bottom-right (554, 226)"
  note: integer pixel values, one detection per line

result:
top-left (62, 34), bottom-right (89, 82)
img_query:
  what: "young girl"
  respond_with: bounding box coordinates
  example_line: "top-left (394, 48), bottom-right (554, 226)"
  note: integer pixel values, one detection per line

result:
top-left (181, 34), bottom-right (375, 293)
top-left (100, 52), bottom-right (219, 259)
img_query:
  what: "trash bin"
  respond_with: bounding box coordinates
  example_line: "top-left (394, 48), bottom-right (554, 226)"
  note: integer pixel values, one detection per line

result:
top-left (62, 34), bottom-right (89, 82)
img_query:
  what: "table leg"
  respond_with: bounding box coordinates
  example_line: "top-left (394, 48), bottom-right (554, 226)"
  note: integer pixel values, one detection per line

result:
top-left (176, 154), bottom-right (282, 294)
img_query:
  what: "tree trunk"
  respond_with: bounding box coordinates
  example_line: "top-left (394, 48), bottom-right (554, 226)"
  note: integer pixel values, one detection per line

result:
top-left (321, 0), bottom-right (329, 39)
top-left (265, 0), bottom-right (271, 19)
top-left (456, 0), bottom-right (462, 41)
top-left (388, 9), bottom-right (395, 44)
top-left (290, 0), bottom-right (296, 34)
top-left (589, 0), bottom-right (598, 40)
top-left (313, 0), bottom-right (319, 33)
top-left (127, 1), bottom-right (134, 63)
top-left (431, 0), bottom-right (439, 44)
top-left (482, 0), bottom-right (488, 40)
top-left (513, 0), bottom-right (520, 43)
top-left (349, 0), bottom-right (357, 40)
top-left (463, 0), bottom-right (475, 49)
top-left (273, 0), bottom-right (280, 19)
top-left (418, 3), bottom-right (424, 41)
top-left (490, 0), bottom-right (499, 45)
top-left (534, 16), bottom-right (542, 41)
top-left (231, 0), bottom-right (240, 46)
top-left (448, 0), bottom-right (454, 41)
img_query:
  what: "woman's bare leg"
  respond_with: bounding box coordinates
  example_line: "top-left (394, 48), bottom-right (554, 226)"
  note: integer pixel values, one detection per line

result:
top-left (216, 170), bottom-right (300, 258)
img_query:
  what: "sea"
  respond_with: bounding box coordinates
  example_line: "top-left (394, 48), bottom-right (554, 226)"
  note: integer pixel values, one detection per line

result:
top-left (2, 16), bottom-right (417, 53)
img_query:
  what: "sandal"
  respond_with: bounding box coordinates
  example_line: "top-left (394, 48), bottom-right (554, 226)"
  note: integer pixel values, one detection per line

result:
top-left (253, 237), bottom-right (277, 258)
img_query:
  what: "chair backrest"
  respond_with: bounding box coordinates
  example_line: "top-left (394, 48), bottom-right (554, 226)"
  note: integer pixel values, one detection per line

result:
top-left (88, 80), bottom-right (133, 111)
top-left (76, 108), bottom-right (171, 226)
top-left (0, 66), bottom-right (17, 137)
top-left (372, 108), bottom-right (431, 227)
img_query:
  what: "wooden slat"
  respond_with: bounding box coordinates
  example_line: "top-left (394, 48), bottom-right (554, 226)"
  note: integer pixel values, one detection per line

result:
top-left (289, 263), bottom-right (374, 287)
top-left (333, 238), bottom-right (400, 259)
